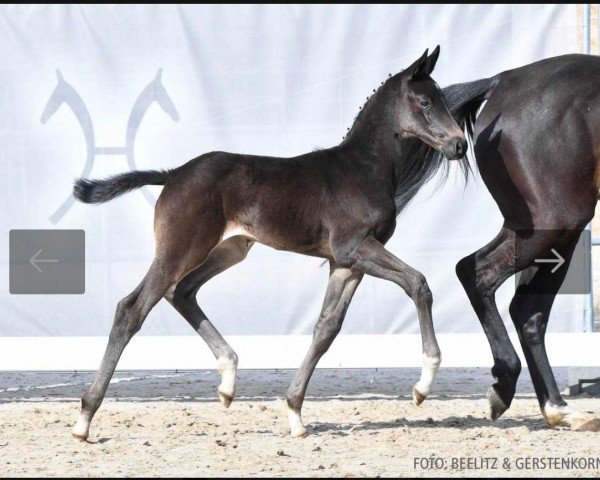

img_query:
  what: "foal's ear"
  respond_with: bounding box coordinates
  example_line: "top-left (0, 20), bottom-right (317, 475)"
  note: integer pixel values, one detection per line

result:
top-left (423, 45), bottom-right (441, 75)
top-left (407, 48), bottom-right (429, 80)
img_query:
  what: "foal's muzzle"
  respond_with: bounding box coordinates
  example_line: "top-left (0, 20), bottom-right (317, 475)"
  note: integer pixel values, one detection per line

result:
top-left (442, 137), bottom-right (468, 160)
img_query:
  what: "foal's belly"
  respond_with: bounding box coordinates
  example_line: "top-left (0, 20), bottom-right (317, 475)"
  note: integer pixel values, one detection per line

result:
top-left (221, 217), bottom-right (333, 259)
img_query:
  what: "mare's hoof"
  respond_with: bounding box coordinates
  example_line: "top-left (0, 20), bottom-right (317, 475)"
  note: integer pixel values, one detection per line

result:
top-left (572, 417), bottom-right (600, 432)
top-left (487, 386), bottom-right (509, 421)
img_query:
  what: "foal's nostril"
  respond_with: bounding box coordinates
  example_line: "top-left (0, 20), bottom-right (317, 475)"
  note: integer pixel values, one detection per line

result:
top-left (455, 138), bottom-right (467, 157)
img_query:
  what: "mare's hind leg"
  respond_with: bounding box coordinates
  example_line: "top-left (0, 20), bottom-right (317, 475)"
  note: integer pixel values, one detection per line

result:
top-left (457, 225), bottom-right (594, 423)
top-left (456, 226), bottom-right (522, 420)
top-left (285, 263), bottom-right (363, 437)
top-left (509, 231), bottom-right (600, 431)
top-left (165, 236), bottom-right (254, 408)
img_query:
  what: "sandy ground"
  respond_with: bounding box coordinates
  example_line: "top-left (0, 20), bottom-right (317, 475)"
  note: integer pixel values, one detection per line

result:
top-left (0, 368), bottom-right (599, 477)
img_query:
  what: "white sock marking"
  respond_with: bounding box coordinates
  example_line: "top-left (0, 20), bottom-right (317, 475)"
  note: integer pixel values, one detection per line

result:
top-left (287, 407), bottom-right (306, 437)
top-left (217, 356), bottom-right (237, 398)
top-left (72, 412), bottom-right (90, 439)
top-left (414, 353), bottom-right (441, 397)
top-left (543, 401), bottom-right (596, 428)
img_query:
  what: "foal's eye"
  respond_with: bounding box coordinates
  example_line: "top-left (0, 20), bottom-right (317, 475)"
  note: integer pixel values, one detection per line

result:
top-left (419, 100), bottom-right (431, 108)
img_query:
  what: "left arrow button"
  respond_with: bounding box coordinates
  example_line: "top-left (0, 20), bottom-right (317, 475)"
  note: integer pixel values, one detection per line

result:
top-left (29, 248), bottom-right (60, 273)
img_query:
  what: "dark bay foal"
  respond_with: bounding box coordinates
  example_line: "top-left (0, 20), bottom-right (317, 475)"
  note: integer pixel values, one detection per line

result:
top-left (71, 46), bottom-right (466, 440)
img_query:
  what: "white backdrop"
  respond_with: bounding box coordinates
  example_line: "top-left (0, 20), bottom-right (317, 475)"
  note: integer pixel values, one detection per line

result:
top-left (0, 5), bottom-right (587, 346)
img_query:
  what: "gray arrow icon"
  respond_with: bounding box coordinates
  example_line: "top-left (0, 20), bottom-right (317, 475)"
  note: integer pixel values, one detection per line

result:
top-left (534, 248), bottom-right (565, 273)
top-left (29, 248), bottom-right (59, 273)
top-left (10, 230), bottom-right (85, 294)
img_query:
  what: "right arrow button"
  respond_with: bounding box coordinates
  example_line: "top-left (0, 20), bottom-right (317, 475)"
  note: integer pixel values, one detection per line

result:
top-left (534, 248), bottom-right (565, 274)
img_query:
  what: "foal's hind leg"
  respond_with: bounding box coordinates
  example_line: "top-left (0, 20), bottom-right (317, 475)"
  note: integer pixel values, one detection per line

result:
top-left (509, 232), bottom-right (600, 432)
top-left (73, 199), bottom-right (224, 441)
top-left (165, 236), bottom-right (253, 408)
top-left (285, 264), bottom-right (363, 437)
top-left (72, 259), bottom-right (179, 441)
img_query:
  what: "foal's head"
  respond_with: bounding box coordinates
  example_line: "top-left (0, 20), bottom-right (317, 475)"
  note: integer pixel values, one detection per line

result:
top-left (385, 46), bottom-right (467, 160)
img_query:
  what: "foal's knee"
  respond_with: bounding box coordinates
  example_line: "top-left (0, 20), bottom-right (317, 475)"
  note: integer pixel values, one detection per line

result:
top-left (407, 273), bottom-right (432, 305)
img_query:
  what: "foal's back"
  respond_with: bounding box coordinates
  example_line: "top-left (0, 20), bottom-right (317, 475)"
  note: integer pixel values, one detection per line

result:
top-left (156, 147), bottom-right (397, 257)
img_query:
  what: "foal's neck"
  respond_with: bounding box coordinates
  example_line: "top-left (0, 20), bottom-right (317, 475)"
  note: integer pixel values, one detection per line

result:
top-left (337, 87), bottom-right (436, 215)
top-left (340, 91), bottom-right (405, 173)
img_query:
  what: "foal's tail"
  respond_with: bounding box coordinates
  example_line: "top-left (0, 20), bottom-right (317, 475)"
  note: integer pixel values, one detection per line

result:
top-left (73, 169), bottom-right (172, 204)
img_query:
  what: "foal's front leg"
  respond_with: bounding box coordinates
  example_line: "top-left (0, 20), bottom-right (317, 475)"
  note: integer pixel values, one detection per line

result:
top-left (346, 235), bottom-right (441, 406)
top-left (285, 265), bottom-right (363, 437)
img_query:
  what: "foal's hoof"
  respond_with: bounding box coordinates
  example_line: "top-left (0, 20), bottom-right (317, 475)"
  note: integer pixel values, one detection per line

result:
top-left (71, 418), bottom-right (90, 442)
top-left (218, 389), bottom-right (234, 409)
top-left (286, 405), bottom-right (308, 438)
top-left (487, 386), bottom-right (509, 421)
top-left (290, 425), bottom-right (308, 438)
top-left (412, 387), bottom-right (427, 406)
top-left (71, 432), bottom-right (88, 443)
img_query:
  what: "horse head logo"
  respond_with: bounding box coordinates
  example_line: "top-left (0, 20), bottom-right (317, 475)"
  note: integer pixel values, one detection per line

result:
top-left (41, 68), bottom-right (180, 224)
top-left (41, 70), bottom-right (89, 126)
top-left (40, 70), bottom-right (67, 124)
top-left (150, 68), bottom-right (179, 122)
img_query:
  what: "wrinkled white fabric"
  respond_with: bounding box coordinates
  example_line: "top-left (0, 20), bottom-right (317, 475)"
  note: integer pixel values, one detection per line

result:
top-left (0, 5), bottom-right (584, 338)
